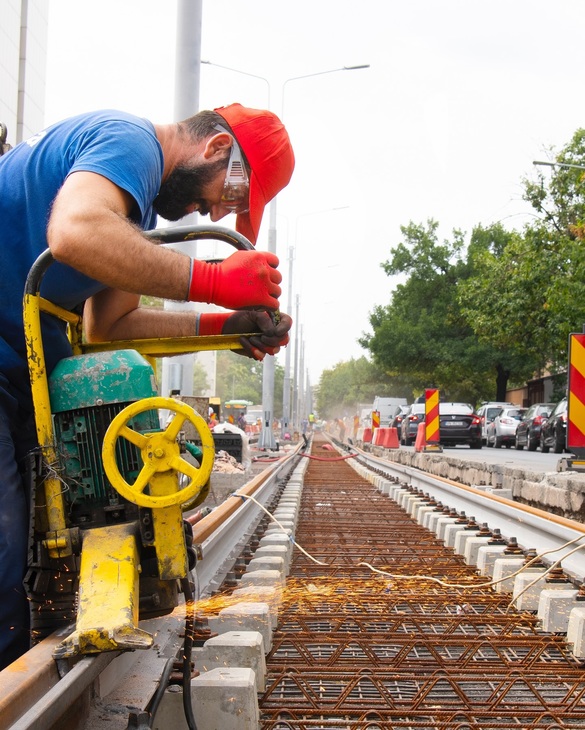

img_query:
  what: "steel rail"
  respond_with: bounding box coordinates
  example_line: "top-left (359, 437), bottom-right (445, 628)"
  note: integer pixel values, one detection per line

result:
top-left (0, 449), bottom-right (299, 730)
top-left (352, 445), bottom-right (585, 582)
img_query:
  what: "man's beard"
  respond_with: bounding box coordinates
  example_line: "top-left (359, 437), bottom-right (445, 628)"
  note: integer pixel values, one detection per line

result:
top-left (153, 157), bottom-right (227, 221)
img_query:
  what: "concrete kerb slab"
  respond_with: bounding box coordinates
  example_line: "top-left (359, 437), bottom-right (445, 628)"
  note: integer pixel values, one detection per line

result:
top-left (200, 630), bottom-right (266, 692)
top-left (154, 667), bottom-right (258, 730)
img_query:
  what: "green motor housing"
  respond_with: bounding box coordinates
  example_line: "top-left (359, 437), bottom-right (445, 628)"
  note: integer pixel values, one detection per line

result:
top-left (49, 349), bottom-right (159, 526)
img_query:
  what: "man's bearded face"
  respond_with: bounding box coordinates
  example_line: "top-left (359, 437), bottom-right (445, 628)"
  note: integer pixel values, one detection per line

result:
top-left (153, 156), bottom-right (227, 221)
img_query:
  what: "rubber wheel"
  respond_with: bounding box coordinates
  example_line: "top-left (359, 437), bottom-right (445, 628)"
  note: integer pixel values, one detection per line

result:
top-left (515, 439), bottom-right (523, 450)
top-left (540, 435), bottom-right (549, 454)
top-left (553, 429), bottom-right (564, 454)
top-left (527, 437), bottom-right (538, 452)
top-left (494, 436), bottom-right (503, 448)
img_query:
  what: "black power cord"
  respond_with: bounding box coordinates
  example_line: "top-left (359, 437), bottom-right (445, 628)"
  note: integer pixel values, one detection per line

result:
top-left (180, 575), bottom-right (198, 730)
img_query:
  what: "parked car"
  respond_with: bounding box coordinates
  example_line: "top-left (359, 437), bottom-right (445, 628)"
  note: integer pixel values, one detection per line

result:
top-left (439, 402), bottom-right (482, 448)
top-left (476, 401), bottom-right (515, 444)
top-left (390, 405), bottom-right (409, 441)
top-left (515, 402), bottom-right (555, 451)
top-left (486, 406), bottom-right (526, 448)
top-left (400, 403), bottom-right (425, 446)
top-left (540, 397), bottom-right (568, 454)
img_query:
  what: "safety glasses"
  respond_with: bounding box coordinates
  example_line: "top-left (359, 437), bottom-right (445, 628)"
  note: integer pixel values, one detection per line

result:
top-left (214, 124), bottom-right (249, 213)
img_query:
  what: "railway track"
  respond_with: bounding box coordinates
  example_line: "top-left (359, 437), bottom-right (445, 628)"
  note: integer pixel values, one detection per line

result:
top-left (257, 434), bottom-right (585, 729)
top-left (2, 434), bottom-right (585, 729)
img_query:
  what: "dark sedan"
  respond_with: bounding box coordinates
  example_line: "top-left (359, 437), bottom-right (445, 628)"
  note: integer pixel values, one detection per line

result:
top-left (439, 403), bottom-right (482, 449)
top-left (515, 402), bottom-right (555, 451)
top-left (540, 397), bottom-right (568, 454)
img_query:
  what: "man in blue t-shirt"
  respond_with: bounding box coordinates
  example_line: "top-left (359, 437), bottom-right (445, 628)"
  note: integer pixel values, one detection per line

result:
top-left (0, 104), bottom-right (295, 669)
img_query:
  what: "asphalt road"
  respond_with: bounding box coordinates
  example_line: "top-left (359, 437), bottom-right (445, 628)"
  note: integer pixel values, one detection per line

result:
top-left (404, 442), bottom-right (570, 473)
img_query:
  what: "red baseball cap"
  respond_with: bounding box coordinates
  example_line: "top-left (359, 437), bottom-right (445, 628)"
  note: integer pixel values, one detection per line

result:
top-left (214, 104), bottom-right (295, 244)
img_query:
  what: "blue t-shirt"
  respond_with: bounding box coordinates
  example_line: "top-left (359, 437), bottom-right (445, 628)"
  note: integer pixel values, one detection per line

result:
top-left (0, 110), bottom-right (162, 413)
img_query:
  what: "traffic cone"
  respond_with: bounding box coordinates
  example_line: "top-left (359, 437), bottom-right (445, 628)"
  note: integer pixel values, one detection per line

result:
top-left (414, 422), bottom-right (426, 452)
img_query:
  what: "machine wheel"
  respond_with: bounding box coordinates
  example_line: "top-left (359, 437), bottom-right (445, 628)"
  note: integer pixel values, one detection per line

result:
top-left (102, 397), bottom-right (215, 509)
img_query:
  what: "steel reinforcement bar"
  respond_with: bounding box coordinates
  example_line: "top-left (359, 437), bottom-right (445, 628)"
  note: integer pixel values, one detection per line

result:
top-left (258, 434), bottom-right (585, 730)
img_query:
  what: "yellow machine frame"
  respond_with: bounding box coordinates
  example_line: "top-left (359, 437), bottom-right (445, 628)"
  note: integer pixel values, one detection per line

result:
top-left (23, 226), bottom-right (256, 657)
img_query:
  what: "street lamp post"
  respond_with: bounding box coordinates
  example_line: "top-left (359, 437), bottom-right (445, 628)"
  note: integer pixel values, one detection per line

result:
top-left (281, 205), bottom-right (349, 438)
top-left (201, 60), bottom-right (368, 449)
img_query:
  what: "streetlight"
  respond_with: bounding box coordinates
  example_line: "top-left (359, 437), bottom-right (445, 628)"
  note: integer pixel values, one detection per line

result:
top-left (201, 60), bottom-right (368, 449)
top-left (262, 66), bottom-right (368, 448)
top-left (533, 160), bottom-right (585, 172)
top-left (281, 206), bottom-right (349, 437)
top-left (201, 60), bottom-right (270, 107)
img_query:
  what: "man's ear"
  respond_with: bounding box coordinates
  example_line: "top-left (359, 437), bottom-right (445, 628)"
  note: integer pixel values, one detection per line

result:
top-left (203, 132), bottom-right (232, 161)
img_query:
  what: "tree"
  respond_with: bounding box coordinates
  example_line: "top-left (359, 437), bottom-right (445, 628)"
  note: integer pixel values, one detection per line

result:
top-left (215, 352), bottom-right (285, 417)
top-left (360, 220), bottom-right (498, 403)
top-left (316, 357), bottom-right (403, 420)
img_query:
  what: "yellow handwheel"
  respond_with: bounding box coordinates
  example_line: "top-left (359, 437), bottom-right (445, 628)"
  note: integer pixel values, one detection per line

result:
top-left (102, 397), bottom-right (215, 509)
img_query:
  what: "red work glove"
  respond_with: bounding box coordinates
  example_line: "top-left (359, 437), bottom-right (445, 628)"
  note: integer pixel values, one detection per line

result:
top-left (198, 310), bottom-right (292, 361)
top-left (188, 250), bottom-right (282, 310)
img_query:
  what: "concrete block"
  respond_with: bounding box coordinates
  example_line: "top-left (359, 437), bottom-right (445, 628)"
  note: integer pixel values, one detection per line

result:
top-left (463, 537), bottom-right (492, 566)
top-left (253, 544), bottom-right (291, 572)
top-left (416, 505), bottom-right (436, 526)
top-left (200, 630), bottom-right (266, 692)
top-left (247, 555), bottom-right (286, 576)
top-left (240, 568), bottom-right (284, 590)
top-left (444, 523), bottom-right (469, 548)
top-left (511, 569), bottom-right (547, 610)
top-left (209, 601), bottom-right (272, 652)
top-left (492, 557), bottom-right (525, 593)
top-left (435, 517), bottom-right (459, 541)
top-left (153, 668), bottom-right (258, 730)
top-left (537, 589), bottom-right (579, 633)
top-left (231, 585), bottom-right (281, 627)
top-left (259, 533), bottom-right (292, 553)
top-left (567, 606), bottom-right (585, 659)
top-left (453, 530), bottom-right (480, 556)
top-left (476, 545), bottom-right (507, 577)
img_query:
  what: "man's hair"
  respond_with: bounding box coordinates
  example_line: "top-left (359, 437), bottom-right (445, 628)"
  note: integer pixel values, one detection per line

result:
top-left (180, 110), bottom-right (249, 168)
top-left (181, 110), bottom-right (232, 141)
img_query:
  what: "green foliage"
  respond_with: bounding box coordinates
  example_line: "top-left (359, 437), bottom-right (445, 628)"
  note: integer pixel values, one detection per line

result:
top-left (360, 220), bottom-right (499, 404)
top-left (316, 357), bottom-right (405, 419)
top-left (215, 351), bottom-right (284, 416)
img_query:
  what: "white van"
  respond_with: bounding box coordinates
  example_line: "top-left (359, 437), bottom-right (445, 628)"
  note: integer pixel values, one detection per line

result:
top-left (373, 396), bottom-right (408, 428)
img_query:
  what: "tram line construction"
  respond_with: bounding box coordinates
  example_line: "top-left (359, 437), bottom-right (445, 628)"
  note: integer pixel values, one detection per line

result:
top-left (257, 433), bottom-right (585, 729)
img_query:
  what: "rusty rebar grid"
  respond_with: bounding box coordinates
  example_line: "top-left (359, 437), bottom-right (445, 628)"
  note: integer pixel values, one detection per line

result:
top-left (259, 436), bottom-right (585, 729)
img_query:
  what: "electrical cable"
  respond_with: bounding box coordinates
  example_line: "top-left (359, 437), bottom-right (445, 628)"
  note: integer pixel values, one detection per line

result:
top-left (235, 481), bottom-right (585, 592)
top-left (180, 575), bottom-right (198, 730)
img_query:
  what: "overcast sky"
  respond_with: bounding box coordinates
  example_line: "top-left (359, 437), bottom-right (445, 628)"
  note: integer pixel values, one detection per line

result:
top-left (44, 0), bottom-right (585, 384)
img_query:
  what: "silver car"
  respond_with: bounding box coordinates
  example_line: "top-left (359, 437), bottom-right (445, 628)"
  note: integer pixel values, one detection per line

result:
top-left (486, 406), bottom-right (526, 448)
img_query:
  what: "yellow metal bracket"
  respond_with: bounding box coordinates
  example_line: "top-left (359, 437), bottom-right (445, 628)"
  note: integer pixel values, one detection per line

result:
top-left (53, 522), bottom-right (152, 658)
